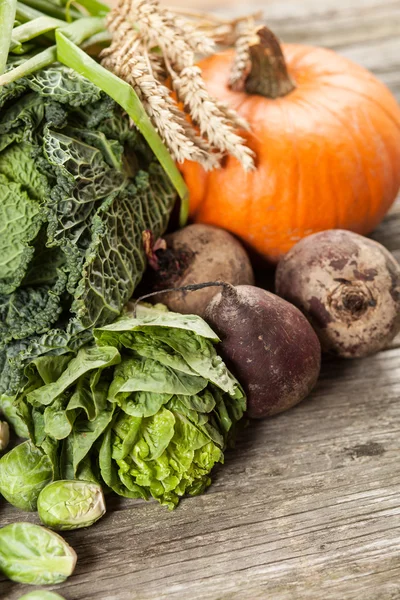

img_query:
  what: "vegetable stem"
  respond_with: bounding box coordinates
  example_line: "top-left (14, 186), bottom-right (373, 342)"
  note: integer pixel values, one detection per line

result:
top-left (56, 31), bottom-right (189, 226)
top-left (74, 0), bottom-right (109, 16)
top-left (0, 17), bottom-right (104, 85)
top-left (0, 0), bottom-right (17, 75)
top-left (0, 45), bottom-right (57, 85)
top-left (12, 16), bottom-right (66, 43)
top-left (61, 16), bottom-right (105, 45)
top-left (16, 1), bottom-right (48, 22)
top-left (9, 40), bottom-right (37, 54)
top-left (21, 0), bottom-right (81, 21)
top-left (242, 26), bottom-right (295, 98)
top-left (80, 30), bottom-right (112, 54)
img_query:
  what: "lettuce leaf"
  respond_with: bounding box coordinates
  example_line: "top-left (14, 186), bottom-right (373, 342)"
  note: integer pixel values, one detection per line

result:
top-left (27, 346), bottom-right (120, 407)
top-left (95, 311), bottom-right (238, 395)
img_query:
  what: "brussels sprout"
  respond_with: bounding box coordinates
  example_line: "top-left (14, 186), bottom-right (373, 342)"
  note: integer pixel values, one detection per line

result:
top-left (0, 522), bottom-right (77, 585)
top-left (38, 480), bottom-right (106, 531)
top-left (0, 421), bottom-right (9, 451)
top-left (0, 441), bottom-right (53, 511)
top-left (18, 592), bottom-right (66, 599)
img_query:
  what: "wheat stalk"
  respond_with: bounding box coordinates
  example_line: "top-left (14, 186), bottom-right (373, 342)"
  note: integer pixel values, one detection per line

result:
top-left (102, 31), bottom-right (218, 168)
top-left (171, 65), bottom-right (254, 170)
top-left (168, 8), bottom-right (262, 46)
top-left (102, 0), bottom-right (255, 171)
top-left (229, 19), bottom-right (256, 90)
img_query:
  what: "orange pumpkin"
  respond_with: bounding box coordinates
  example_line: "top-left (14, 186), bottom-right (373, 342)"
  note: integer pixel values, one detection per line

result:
top-left (180, 28), bottom-right (400, 264)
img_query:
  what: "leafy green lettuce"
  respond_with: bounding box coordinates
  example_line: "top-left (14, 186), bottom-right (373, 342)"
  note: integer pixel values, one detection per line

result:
top-left (0, 64), bottom-right (177, 397)
top-left (4, 307), bottom-right (246, 509)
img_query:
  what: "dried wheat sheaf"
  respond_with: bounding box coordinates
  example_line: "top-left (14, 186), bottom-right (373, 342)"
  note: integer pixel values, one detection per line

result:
top-left (229, 18), bottom-right (256, 90)
top-left (101, 0), bottom-right (255, 170)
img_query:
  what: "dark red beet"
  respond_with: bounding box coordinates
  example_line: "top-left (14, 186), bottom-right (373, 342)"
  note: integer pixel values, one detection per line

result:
top-left (275, 230), bottom-right (400, 358)
top-left (204, 284), bottom-right (321, 419)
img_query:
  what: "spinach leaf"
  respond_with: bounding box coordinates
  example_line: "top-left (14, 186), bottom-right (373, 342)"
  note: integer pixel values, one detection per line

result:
top-left (0, 394), bottom-right (29, 437)
top-left (108, 356), bottom-right (207, 397)
top-left (27, 345), bottom-right (120, 407)
top-left (70, 406), bottom-right (115, 474)
top-left (112, 390), bottom-right (172, 418)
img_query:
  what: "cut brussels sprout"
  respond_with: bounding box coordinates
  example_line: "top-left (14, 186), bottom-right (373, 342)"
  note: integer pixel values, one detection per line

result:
top-left (0, 441), bottom-right (53, 511)
top-left (0, 522), bottom-right (77, 585)
top-left (18, 591), bottom-right (66, 599)
top-left (38, 480), bottom-right (106, 530)
top-left (0, 421), bottom-right (9, 451)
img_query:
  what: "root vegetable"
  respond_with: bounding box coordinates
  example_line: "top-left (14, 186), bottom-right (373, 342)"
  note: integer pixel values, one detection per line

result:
top-left (0, 422), bottom-right (9, 452)
top-left (144, 224), bottom-right (254, 317)
top-left (275, 230), bottom-right (400, 357)
top-left (204, 284), bottom-right (321, 419)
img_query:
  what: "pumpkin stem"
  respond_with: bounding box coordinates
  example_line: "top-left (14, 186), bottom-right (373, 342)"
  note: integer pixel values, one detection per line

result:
top-left (241, 26), bottom-right (295, 98)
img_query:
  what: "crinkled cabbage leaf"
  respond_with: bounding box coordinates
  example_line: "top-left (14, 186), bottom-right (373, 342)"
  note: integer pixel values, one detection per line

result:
top-left (0, 65), bottom-right (177, 397)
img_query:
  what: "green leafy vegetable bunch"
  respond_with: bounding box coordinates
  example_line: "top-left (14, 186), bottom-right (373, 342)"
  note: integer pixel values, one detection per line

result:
top-left (2, 305), bottom-right (246, 509)
top-left (0, 61), bottom-right (177, 395)
top-left (0, 0), bottom-right (191, 398)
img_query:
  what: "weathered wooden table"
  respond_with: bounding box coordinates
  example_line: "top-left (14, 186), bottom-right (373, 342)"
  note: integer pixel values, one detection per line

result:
top-left (2, 0), bottom-right (400, 598)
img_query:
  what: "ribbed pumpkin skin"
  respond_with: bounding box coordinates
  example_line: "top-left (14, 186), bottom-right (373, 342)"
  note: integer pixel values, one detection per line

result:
top-left (181, 45), bottom-right (400, 264)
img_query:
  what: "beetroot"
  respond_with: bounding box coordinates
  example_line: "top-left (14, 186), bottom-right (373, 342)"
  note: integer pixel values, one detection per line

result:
top-left (275, 230), bottom-right (400, 358)
top-left (204, 284), bottom-right (321, 419)
top-left (144, 224), bottom-right (254, 318)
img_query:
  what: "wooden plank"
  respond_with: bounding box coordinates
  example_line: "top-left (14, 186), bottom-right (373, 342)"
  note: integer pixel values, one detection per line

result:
top-left (2, 345), bottom-right (400, 600)
top-left (2, 1), bottom-right (400, 599)
top-left (2, 202), bottom-right (399, 598)
top-left (372, 198), bottom-right (400, 258)
top-left (167, 0), bottom-right (400, 98)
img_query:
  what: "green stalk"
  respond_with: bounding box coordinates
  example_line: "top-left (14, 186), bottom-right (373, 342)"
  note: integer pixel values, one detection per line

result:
top-left (0, 0), bottom-right (17, 75)
top-left (74, 0), bottom-right (109, 16)
top-left (12, 16), bottom-right (65, 43)
top-left (0, 45), bottom-right (56, 85)
top-left (9, 39), bottom-right (23, 53)
top-left (56, 31), bottom-right (189, 226)
top-left (0, 17), bottom-right (105, 85)
top-left (61, 16), bottom-right (105, 45)
top-left (9, 41), bottom-right (36, 54)
top-left (81, 30), bottom-right (112, 54)
top-left (21, 0), bottom-right (81, 20)
top-left (16, 1), bottom-right (48, 22)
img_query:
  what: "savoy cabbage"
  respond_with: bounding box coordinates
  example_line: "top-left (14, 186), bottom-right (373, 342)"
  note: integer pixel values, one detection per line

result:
top-left (0, 64), bottom-right (177, 395)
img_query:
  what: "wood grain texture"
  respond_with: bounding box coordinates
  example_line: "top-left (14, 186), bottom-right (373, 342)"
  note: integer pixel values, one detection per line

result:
top-left (1, 1), bottom-right (400, 598)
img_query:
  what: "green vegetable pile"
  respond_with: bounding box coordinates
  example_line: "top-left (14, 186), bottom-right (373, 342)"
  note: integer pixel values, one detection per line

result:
top-left (0, 0), bottom-right (247, 592)
top-left (0, 0), bottom-right (189, 400)
top-left (1, 306), bottom-right (245, 510)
